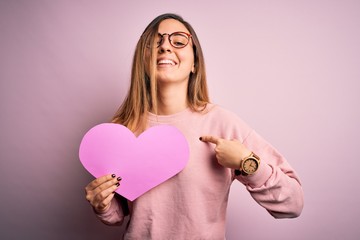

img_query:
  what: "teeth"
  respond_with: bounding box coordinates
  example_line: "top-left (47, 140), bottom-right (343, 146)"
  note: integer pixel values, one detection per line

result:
top-left (157, 59), bottom-right (175, 65)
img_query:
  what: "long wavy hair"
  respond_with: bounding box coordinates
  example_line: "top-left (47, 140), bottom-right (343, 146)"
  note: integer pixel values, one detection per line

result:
top-left (112, 13), bottom-right (209, 133)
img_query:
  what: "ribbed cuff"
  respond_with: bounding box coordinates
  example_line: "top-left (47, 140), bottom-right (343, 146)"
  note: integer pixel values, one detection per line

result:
top-left (237, 161), bottom-right (273, 188)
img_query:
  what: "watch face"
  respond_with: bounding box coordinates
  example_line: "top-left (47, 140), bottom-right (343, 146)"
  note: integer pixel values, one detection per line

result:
top-left (243, 158), bottom-right (259, 174)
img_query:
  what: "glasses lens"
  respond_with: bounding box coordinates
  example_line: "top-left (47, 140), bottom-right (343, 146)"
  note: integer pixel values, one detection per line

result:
top-left (170, 33), bottom-right (189, 48)
top-left (155, 34), bottom-right (163, 47)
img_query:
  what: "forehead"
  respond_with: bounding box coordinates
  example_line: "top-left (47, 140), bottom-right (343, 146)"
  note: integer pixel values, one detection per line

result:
top-left (158, 19), bottom-right (189, 34)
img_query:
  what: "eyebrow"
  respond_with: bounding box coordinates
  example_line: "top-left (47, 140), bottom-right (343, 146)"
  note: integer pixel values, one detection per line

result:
top-left (157, 31), bottom-right (190, 35)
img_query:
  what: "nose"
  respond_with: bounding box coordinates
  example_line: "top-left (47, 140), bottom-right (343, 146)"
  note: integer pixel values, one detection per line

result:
top-left (158, 34), bottom-right (172, 53)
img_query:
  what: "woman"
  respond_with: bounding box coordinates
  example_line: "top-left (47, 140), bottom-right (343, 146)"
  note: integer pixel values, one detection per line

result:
top-left (85, 13), bottom-right (304, 239)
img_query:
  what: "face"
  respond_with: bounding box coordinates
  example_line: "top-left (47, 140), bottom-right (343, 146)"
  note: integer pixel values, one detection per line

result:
top-left (152, 19), bottom-right (195, 85)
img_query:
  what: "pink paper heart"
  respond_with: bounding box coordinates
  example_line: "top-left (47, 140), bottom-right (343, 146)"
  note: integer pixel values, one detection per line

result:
top-left (79, 123), bottom-right (189, 201)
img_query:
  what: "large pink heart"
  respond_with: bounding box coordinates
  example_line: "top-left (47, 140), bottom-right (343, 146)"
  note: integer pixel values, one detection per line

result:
top-left (79, 123), bottom-right (189, 201)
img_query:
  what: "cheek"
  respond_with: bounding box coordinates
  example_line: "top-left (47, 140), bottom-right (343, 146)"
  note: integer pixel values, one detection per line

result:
top-left (178, 51), bottom-right (195, 70)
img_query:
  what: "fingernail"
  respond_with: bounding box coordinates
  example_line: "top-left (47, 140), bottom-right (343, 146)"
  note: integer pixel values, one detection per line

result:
top-left (117, 177), bottom-right (122, 181)
top-left (111, 174), bottom-right (116, 178)
top-left (199, 137), bottom-right (202, 141)
top-left (116, 183), bottom-right (120, 187)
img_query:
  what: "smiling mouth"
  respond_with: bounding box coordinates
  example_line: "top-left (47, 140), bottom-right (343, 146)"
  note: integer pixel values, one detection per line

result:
top-left (157, 59), bottom-right (176, 66)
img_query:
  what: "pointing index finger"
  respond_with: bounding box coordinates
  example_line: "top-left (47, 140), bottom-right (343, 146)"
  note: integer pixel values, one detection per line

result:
top-left (200, 135), bottom-right (220, 144)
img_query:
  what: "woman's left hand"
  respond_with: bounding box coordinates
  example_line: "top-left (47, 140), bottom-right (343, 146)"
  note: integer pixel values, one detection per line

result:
top-left (200, 135), bottom-right (251, 169)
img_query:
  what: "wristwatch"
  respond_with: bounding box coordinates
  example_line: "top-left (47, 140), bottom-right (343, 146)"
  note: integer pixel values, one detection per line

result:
top-left (234, 152), bottom-right (260, 176)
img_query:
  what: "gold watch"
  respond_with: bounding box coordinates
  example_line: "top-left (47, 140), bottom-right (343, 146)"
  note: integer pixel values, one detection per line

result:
top-left (236, 152), bottom-right (260, 176)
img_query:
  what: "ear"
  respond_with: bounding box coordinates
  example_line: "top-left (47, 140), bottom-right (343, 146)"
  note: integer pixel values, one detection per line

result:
top-left (191, 64), bottom-right (195, 73)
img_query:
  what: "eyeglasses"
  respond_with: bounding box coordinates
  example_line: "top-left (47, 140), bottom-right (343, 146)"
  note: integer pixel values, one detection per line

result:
top-left (154, 31), bottom-right (192, 49)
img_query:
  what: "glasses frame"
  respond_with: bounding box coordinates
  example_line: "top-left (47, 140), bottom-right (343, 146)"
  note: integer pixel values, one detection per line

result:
top-left (156, 31), bottom-right (192, 49)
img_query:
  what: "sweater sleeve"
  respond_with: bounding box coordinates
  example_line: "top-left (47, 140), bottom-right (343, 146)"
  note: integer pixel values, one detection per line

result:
top-left (94, 194), bottom-right (129, 225)
top-left (235, 129), bottom-right (304, 218)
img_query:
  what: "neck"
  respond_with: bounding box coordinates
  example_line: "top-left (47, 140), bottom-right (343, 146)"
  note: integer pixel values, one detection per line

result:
top-left (154, 81), bottom-right (188, 115)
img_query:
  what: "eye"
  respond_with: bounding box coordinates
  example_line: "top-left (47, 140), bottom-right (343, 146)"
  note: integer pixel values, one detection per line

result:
top-left (170, 33), bottom-right (189, 47)
top-left (155, 34), bottom-right (163, 46)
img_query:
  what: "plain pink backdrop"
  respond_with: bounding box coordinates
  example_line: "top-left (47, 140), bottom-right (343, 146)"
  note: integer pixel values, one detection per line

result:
top-left (1, 1), bottom-right (359, 239)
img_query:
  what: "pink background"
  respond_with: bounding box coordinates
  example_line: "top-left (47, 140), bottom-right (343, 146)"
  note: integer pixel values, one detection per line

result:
top-left (1, 0), bottom-right (359, 239)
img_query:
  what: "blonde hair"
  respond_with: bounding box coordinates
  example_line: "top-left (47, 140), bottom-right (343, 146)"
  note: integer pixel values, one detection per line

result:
top-left (112, 13), bottom-right (209, 133)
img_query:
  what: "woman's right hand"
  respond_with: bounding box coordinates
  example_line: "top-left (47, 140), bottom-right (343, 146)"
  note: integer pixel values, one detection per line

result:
top-left (85, 174), bottom-right (122, 213)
